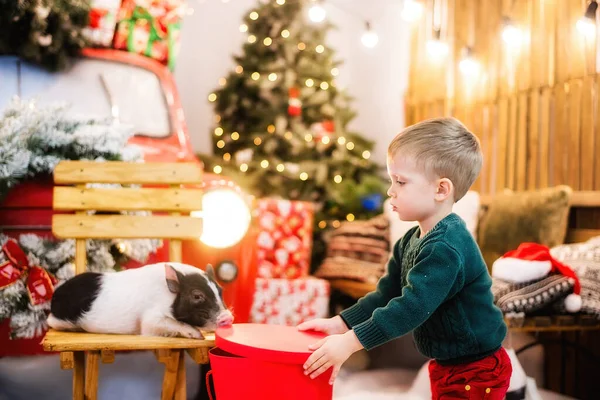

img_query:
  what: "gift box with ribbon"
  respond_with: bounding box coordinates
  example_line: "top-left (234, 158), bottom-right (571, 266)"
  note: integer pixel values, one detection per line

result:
top-left (83, 0), bottom-right (122, 47)
top-left (113, 0), bottom-right (185, 70)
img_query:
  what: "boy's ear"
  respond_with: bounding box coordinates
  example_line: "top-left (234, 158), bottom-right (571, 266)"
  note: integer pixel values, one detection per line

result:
top-left (435, 178), bottom-right (453, 201)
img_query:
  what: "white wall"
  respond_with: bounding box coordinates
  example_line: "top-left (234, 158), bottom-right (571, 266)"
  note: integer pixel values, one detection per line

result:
top-left (174, 0), bottom-right (411, 164)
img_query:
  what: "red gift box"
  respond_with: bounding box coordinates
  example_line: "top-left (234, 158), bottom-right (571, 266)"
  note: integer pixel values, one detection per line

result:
top-left (255, 199), bottom-right (314, 279)
top-left (83, 0), bottom-right (122, 47)
top-left (113, 0), bottom-right (185, 70)
top-left (250, 278), bottom-right (330, 326)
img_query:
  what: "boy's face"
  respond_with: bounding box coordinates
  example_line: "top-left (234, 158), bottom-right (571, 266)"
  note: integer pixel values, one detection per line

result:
top-left (386, 152), bottom-right (439, 222)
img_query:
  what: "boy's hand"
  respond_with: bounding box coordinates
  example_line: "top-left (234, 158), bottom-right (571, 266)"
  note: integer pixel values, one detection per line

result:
top-left (303, 330), bottom-right (364, 385)
top-left (296, 315), bottom-right (349, 335)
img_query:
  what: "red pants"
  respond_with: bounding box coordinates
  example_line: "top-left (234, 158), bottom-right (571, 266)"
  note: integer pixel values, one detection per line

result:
top-left (429, 348), bottom-right (512, 400)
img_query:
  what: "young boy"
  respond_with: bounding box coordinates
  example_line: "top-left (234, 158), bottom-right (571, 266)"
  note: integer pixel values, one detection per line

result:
top-left (298, 118), bottom-right (511, 399)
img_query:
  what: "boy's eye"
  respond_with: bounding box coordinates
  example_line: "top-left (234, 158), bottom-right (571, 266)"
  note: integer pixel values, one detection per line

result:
top-left (396, 181), bottom-right (406, 185)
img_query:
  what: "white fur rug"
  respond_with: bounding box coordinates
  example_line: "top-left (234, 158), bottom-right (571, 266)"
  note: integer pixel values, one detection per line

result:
top-left (334, 365), bottom-right (430, 400)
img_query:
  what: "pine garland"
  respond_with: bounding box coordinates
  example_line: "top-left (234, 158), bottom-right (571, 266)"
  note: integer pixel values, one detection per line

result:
top-left (0, 99), bottom-right (161, 339)
top-left (0, 98), bottom-right (142, 201)
top-left (0, 0), bottom-right (91, 71)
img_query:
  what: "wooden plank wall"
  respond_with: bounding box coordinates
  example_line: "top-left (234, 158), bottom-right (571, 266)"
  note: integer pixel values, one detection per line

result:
top-left (405, 0), bottom-right (599, 195)
top-left (404, 1), bottom-right (600, 398)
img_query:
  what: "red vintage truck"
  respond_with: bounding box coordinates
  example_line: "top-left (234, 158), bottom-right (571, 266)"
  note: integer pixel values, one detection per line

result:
top-left (0, 48), bottom-right (258, 355)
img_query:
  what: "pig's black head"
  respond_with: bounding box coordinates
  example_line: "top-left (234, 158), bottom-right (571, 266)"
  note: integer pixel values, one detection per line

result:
top-left (165, 264), bottom-right (232, 329)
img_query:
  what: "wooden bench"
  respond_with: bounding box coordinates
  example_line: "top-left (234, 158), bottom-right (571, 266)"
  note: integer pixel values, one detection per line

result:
top-left (42, 160), bottom-right (213, 400)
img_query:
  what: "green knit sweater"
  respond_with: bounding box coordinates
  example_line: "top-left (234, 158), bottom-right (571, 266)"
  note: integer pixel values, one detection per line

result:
top-left (340, 213), bottom-right (507, 365)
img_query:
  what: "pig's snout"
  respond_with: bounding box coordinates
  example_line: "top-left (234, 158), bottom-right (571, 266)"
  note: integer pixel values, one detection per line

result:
top-left (217, 310), bottom-right (234, 327)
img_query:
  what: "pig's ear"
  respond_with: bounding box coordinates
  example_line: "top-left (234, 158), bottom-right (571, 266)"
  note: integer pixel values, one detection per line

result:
top-left (205, 264), bottom-right (216, 281)
top-left (165, 264), bottom-right (180, 294)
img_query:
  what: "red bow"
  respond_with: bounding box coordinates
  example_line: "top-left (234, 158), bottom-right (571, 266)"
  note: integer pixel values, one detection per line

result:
top-left (0, 239), bottom-right (58, 305)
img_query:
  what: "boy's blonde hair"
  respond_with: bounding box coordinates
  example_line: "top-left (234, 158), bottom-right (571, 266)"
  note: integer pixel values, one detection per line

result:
top-left (388, 117), bottom-right (482, 202)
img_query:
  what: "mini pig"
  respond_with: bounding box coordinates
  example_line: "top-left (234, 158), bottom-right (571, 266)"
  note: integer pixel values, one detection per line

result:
top-left (47, 262), bottom-right (233, 339)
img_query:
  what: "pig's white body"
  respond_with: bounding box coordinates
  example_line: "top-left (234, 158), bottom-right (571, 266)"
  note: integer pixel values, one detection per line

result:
top-left (47, 262), bottom-right (229, 338)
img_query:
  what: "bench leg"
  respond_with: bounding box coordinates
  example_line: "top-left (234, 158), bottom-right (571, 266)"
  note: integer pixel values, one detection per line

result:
top-left (161, 350), bottom-right (181, 400)
top-left (73, 351), bottom-right (85, 400)
top-left (85, 350), bottom-right (100, 400)
top-left (174, 350), bottom-right (186, 400)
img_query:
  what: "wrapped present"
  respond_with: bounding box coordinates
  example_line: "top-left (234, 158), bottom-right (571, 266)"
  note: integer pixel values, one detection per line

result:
top-left (255, 199), bottom-right (314, 279)
top-left (250, 278), bottom-right (330, 326)
top-left (113, 0), bottom-right (185, 70)
top-left (83, 0), bottom-right (122, 47)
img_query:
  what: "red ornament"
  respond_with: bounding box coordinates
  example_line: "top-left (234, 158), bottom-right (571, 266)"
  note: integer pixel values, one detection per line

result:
top-left (1, 239), bottom-right (57, 305)
top-left (311, 120), bottom-right (335, 143)
top-left (288, 87), bottom-right (302, 117)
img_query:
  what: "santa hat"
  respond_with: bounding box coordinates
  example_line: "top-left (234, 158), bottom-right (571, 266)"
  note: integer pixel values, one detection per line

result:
top-left (492, 242), bottom-right (582, 313)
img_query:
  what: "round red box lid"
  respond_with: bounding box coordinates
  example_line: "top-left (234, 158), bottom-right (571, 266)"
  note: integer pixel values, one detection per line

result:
top-left (215, 323), bottom-right (327, 365)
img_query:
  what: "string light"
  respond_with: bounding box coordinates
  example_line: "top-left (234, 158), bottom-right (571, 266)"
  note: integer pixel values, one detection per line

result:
top-left (338, 137), bottom-right (346, 145)
top-left (276, 0), bottom-right (286, 4)
top-left (402, 0), bottom-right (424, 22)
top-left (322, 136), bottom-right (330, 144)
top-left (320, 82), bottom-right (329, 90)
top-left (268, 73), bottom-right (278, 81)
top-left (248, 35), bottom-right (257, 43)
top-left (332, 220), bottom-right (341, 228)
top-left (254, 137), bottom-right (262, 145)
top-left (276, 164), bottom-right (285, 172)
top-left (261, 160), bottom-right (269, 168)
top-left (235, 65), bottom-right (243, 74)
top-left (577, 1), bottom-right (598, 37)
top-left (251, 72), bottom-right (260, 80)
top-left (218, 77), bottom-right (227, 86)
top-left (459, 46), bottom-right (479, 75)
top-left (223, 153), bottom-right (231, 161)
top-left (239, 24), bottom-right (248, 33)
top-left (214, 127), bottom-right (224, 136)
top-left (240, 163), bottom-right (248, 172)
top-left (249, 11), bottom-right (259, 20)
top-left (501, 17), bottom-right (522, 48)
top-left (305, 134), bottom-right (313, 142)
top-left (214, 115), bottom-right (221, 123)
top-left (231, 132), bottom-right (240, 140)
top-left (217, 140), bottom-right (225, 148)
top-left (426, 28), bottom-right (448, 57)
top-left (346, 213), bottom-right (355, 222)
top-left (263, 37), bottom-right (272, 46)
top-left (213, 165), bottom-right (222, 174)
top-left (331, 67), bottom-right (339, 76)
top-left (281, 29), bottom-right (290, 38)
top-left (298, 42), bottom-right (306, 50)
top-left (318, 220), bottom-right (327, 229)
top-left (361, 22), bottom-right (379, 48)
top-left (316, 45), bottom-right (325, 53)
top-left (334, 175), bottom-right (342, 183)
top-left (308, 1), bottom-right (326, 23)
top-left (208, 93), bottom-right (217, 102)
top-left (300, 172), bottom-right (309, 180)
top-left (362, 150), bottom-right (371, 159)
top-left (284, 131), bottom-right (293, 140)
top-left (346, 142), bottom-right (355, 150)
top-left (267, 124), bottom-right (276, 133)
top-left (305, 78), bottom-right (314, 87)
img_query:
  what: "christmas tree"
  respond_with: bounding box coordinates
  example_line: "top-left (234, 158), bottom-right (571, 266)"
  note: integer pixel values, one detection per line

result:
top-left (0, 0), bottom-right (90, 71)
top-left (203, 0), bottom-right (387, 268)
